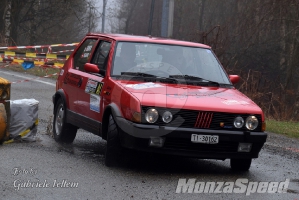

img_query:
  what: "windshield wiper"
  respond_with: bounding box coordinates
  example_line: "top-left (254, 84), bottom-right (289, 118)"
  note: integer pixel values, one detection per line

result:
top-left (120, 72), bottom-right (178, 83)
top-left (169, 75), bottom-right (220, 86)
top-left (121, 72), bottom-right (156, 77)
top-left (169, 75), bottom-right (204, 80)
top-left (156, 76), bottom-right (178, 83)
top-left (199, 79), bottom-right (220, 86)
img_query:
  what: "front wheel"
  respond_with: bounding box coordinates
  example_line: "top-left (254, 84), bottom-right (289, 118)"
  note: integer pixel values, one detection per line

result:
top-left (53, 98), bottom-right (77, 143)
top-left (105, 115), bottom-right (122, 167)
top-left (230, 158), bottom-right (252, 171)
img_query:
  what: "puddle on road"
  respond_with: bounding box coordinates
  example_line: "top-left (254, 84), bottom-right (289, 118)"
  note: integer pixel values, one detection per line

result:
top-left (77, 145), bottom-right (105, 158)
top-left (58, 140), bottom-right (106, 158)
top-left (36, 130), bottom-right (106, 160)
top-left (56, 141), bottom-right (106, 158)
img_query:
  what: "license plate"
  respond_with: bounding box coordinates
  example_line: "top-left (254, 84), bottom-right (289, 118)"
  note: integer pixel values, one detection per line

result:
top-left (191, 134), bottom-right (219, 144)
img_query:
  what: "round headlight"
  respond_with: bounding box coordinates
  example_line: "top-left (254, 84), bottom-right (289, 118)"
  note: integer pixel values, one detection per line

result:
top-left (145, 108), bottom-right (159, 123)
top-left (234, 116), bottom-right (244, 128)
top-left (162, 111), bottom-right (173, 123)
top-left (1, 91), bottom-right (8, 99)
top-left (245, 115), bottom-right (259, 130)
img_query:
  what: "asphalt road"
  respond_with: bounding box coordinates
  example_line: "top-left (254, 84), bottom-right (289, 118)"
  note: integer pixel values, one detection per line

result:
top-left (0, 68), bottom-right (299, 200)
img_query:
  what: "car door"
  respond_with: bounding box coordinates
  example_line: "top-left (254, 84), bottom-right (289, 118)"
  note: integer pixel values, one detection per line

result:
top-left (63, 37), bottom-right (98, 112)
top-left (75, 39), bottom-right (113, 135)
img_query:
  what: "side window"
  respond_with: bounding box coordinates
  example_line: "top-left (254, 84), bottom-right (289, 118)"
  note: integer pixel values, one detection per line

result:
top-left (91, 41), bottom-right (111, 70)
top-left (73, 39), bottom-right (97, 71)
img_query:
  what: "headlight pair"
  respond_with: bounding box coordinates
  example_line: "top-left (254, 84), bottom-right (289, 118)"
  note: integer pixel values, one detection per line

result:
top-left (145, 108), bottom-right (173, 124)
top-left (233, 115), bottom-right (259, 130)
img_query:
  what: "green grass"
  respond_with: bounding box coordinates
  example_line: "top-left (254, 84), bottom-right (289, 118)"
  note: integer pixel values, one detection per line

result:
top-left (266, 119), bottom-right (299, 138)
top-left (2, 64), bottom-right (60, 80)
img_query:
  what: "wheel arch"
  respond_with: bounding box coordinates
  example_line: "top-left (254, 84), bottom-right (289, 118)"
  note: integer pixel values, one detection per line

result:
top-left (102, 103), bottom-right (122, 140)
top-left (53, 89), bottom-right (67, 114)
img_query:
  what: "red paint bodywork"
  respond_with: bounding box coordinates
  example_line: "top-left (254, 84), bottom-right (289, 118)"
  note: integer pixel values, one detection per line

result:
top-left (115, 80), bottom-right (264, 120)
top-left (56, 33), bottom-right (265, 126)
top-left (53, 33), bottom-right (268, 163)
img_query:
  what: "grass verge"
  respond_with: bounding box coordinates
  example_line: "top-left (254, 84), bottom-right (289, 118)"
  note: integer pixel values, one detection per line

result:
top-left (2, 64), bottom-right (60, 80)
top-left (266, 119), bottom-right (299, 139)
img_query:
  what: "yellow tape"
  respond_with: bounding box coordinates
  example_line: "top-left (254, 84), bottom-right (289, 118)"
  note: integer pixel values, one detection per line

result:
top-left (19, 129), bottom-right (30, 137)
top-left (3, 119), bottom-right (39, 144)
top-left (3, 139), bottom-right (13, 144)
top-left (66, 55), bottom-right (70, 59)
top-left (34, 61), bottom-right (45, 65)
top-left (46, 54), bottom-right (57, 59)
top-left (12, 59), bottom-right (24, 64)
top-left (26, 53), bottom-right (36, 58)
top-left (54, 63), bottom-right (64, 68)
top-left (4, 51), bottom-right (15, 56)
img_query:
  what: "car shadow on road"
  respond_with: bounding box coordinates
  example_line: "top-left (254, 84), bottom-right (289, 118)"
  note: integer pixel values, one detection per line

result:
top-left (67, 140), bottom-right (251, 176)
top-left (119, 151), bottom-right (252, 176)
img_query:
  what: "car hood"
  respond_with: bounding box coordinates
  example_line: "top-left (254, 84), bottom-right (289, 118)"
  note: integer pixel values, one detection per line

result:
top-left (116, 81), bottom-right (263, 115)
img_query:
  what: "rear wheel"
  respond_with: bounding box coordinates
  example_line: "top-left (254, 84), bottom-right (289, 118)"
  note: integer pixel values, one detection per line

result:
top-left (53, 98), bottom-right (77, 143)
top-left (230, 158), bottom-right (252, 171)
top-left (105, 115), bottom-right (122, 167)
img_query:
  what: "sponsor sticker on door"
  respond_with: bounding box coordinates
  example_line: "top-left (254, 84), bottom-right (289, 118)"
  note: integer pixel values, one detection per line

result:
top-left (85, 79), bottom-right (103, 95)
top-left (90, 94), bottom-right (100, 113)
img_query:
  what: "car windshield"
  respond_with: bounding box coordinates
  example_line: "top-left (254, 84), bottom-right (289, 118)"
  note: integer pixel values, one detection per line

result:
top-left (111, 42), bottom-right (230, 84)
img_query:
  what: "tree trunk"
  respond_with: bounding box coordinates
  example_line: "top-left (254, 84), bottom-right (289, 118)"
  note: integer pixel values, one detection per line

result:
top-left (124, 0), bottom-right (138, 34)
top-left (4, 0), bottom-right (12, 45)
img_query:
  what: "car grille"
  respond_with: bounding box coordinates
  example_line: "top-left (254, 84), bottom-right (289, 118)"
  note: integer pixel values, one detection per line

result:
top-left (141, 106), bottom-right (262, 132)
top-left (164, 138), bottom-right (239, 153)
top-left (194, 112), bottom-right (213, 128)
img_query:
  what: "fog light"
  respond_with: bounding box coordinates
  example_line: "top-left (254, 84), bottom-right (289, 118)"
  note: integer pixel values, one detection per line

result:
top-left (238, 143), bottom-right (252, 152)
top-left (149, 137), bottom-right (165, 147)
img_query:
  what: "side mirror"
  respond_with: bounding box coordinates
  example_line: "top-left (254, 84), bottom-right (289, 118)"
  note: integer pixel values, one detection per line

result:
top-left (229, 75), bottom-right (240, 84)
top-left (84, 63), bottom-right (99, 73)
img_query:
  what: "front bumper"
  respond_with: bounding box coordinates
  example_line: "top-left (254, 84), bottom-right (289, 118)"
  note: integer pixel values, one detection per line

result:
top-left (115, 116), bottom-right (267, 159)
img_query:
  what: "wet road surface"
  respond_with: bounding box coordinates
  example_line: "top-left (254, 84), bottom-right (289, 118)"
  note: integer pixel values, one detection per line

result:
top-left (0, 68), bottom-right (299, 200)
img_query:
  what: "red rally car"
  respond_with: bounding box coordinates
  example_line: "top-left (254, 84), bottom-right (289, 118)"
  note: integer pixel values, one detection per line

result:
top-left (52, 33), bottom-right (267, 170)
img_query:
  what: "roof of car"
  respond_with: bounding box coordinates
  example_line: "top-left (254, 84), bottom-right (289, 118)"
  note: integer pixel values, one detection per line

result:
top-left (86, 33), bottom-right (211, 49)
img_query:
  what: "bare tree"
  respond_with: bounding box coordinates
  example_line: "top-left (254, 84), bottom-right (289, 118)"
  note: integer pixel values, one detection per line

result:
top-left (0, 0), bottom-right (100, 45)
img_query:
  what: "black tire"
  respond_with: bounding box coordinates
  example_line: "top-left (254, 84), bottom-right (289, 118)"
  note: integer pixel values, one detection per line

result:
top-left (230, 158), bottom-right (252, 171)
top-left (105, 115), bottom-right (122, 167)
top-left (53, 98), bottom-right (77, 143)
